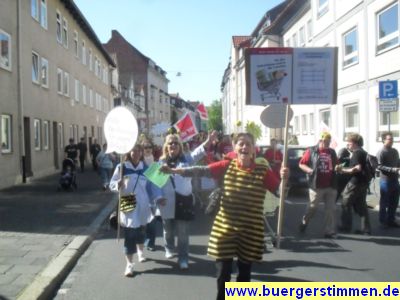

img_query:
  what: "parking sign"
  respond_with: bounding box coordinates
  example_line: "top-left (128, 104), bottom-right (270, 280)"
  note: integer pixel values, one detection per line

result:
top-left (379, 80), bottom-right (398, 99)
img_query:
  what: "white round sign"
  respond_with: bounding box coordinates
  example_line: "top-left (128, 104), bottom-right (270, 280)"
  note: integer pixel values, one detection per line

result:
top-left (260, 104), bottom-right (293, 128)
top-left (104, 107), bottom-right (138, 154)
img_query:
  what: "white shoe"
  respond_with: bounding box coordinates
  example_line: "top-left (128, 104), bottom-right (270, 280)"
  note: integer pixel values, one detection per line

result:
top-left (165, 249), bottom-right (174, 259)
top-left (124, 263), bottom-right (134, 277)
top-left (138, 253), bottom-right (147, 263)
top-left (179, 261), bottom-right (188, 270)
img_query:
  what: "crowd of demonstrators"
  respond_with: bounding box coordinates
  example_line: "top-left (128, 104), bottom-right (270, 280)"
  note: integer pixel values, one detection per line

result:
top-left (156, 131), bottom-right (218, 270)
top-left (298, 132), bottom-right (338, 238)
top-left (336, 133), bottom-right (371, 235)
top-left (376, 132), bottom-right (400, 228)
top-left (96, 143), bottom-right (115, 191)
top-left (161, 132), bottom-right (288, 300)
top-left (109, 144), bottom-right (163, 277)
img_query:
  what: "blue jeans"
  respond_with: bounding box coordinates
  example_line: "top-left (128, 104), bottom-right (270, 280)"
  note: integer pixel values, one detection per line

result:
top-left (162, 219), bottom-right (190, 262)
top-left (99, 167), bottom-right (112, 187)
top-left (379, 178), bottom-right (400, 225)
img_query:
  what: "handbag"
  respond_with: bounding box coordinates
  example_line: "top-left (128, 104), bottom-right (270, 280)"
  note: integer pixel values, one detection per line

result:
top-left (175, 192), bottom-right (195, 221)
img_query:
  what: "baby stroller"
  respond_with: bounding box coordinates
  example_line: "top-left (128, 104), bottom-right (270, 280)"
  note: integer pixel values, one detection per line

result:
top-left (58, 158), bottom-right (77, 191)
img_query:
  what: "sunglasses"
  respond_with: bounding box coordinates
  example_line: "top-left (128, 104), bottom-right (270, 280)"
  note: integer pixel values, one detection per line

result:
top-left (144, 145), bottom-right (153, 149)
top-left (168, 141), bottom-right (179, 146)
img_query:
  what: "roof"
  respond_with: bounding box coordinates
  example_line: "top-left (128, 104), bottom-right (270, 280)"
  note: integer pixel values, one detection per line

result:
top-left (62, 0), bottom-right (116, 67)
top-left (232, 36), bottom-right (252, 48)
top-left (251, 1), bottom-right (288, 37)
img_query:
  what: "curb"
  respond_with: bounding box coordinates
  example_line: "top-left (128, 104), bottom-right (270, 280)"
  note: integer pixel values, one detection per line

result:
top-left (16, 197), bottom-right (116, 300)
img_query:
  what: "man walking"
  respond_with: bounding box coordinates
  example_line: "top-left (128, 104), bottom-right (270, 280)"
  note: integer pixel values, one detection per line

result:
top-left (298, 132), bottom-right (338, 238)
top-left (64, 138), bottom-right (79, 165)
top-left (377, 132), bottom-right (400, 228)
top-left (336, 133), bottom-right (371, 235)
top-left (77, 137), bottom-right (88, 172)
top-left (90, 139), bottom-right (101, 171)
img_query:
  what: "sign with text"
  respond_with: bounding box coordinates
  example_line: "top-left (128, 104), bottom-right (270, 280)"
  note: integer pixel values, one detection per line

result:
top-left (379, 98), bottom-right (398, 112)
top-left (104, 107), bottom-right (138, 154)
top-left (245, 47), bottom-right (338, 105)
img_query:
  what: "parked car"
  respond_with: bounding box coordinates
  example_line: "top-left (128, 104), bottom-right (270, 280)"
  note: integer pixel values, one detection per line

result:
top-left (286, 145), bottom-right (308, 191)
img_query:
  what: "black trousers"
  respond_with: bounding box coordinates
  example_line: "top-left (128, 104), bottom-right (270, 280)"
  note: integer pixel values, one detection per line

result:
top-left (216, 259), bottom-right (252, 300)
top-left (79, 156), bottom-right (85, 172)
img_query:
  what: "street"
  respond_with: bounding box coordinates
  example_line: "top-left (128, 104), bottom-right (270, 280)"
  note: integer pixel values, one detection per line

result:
top-left (53, 187), bottom-right (400, 300)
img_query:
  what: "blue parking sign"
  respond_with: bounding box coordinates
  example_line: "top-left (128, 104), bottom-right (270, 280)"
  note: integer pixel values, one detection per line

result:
top-left (379, 80), bottom-right (398, 99)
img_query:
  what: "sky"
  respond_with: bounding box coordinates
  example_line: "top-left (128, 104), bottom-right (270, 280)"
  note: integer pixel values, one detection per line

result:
top-left (74, 0), bottom-right (283, 105)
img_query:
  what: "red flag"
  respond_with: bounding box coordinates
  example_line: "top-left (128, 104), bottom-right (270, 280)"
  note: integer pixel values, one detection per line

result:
top-left (174, 113), bottom-right (198, 142)
top-left (197, 103), bottom-right (208, 120)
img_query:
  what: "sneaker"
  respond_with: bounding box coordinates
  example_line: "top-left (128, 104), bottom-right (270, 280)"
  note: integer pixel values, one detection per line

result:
top-left (165, 249), bottom-right (174, 259)
top-left (147, 246), bottom-right (156, 252)
top-left (138, 253), bottom-right (147, 263)
top-left (179, 261), bottom-right (188, 270)
top-left (124, 263), bottom-right (134, 277)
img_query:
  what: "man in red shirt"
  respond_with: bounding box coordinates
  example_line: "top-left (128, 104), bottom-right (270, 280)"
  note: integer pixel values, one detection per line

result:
top-left (298, 132), bottom-right (338, 238)
top-left (264, 138), bottom-right (283, 178)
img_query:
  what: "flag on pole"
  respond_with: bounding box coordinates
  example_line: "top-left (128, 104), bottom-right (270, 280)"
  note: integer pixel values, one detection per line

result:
top-left (197, 103), bottom-right (208, 120)
top-left (173, 113), bottom-right (198, 142)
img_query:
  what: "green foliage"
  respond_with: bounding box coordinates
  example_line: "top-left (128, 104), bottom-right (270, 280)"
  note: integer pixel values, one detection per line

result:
top-left (207, 100), bottom-right (223, 132)
top-left (245, 121), bottom-right (262, 142)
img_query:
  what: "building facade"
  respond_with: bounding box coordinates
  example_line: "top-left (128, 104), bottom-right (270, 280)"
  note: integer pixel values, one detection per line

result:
top-left (221, 0), bottom-right (400, 153)
top-left (0, 0), bottom-right (115, 189)
top-left (104, 30), bottom-right (170, 135)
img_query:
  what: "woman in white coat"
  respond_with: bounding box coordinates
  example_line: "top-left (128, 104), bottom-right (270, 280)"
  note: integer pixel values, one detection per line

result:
top-left (158, 131), bottom-right (217, 270)
top-left (109, 144), bottom-right (162, 277)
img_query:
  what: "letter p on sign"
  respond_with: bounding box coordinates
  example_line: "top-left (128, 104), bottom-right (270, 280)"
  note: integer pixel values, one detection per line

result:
top-left (379, 80), bottom-right (398, 99)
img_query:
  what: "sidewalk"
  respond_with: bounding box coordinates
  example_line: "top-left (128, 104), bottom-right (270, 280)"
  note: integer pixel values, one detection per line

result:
top-left (0, 169), bottom-right (116, 300)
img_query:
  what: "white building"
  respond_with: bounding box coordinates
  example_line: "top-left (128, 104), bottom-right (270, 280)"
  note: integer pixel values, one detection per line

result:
top-left (221, 0), bottom-right (400, 153)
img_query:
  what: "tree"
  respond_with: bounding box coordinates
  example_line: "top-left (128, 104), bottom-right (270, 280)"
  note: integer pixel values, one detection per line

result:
top-left (245, 121), bottom-right (262, 142)
top-left (207, 100), bottom-right (223, 132)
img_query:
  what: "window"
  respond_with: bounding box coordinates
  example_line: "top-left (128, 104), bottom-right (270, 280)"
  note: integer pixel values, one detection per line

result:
top-left (32, 51), bottom-right (39, 83)
top-left (56, 11), bottom-right (62, 43)
top-left (57, 68), bottom-right (63, 94)
top-left (63, 71), bottom-right (69, 96)
top-left (43, 120), bottom-right (49, 150)
top-left (309, 113), bottom-right (315, 133)
top-left (88, 49), bottom-right (93, 71)
top-left (344, 104), bottom-right (359, 137)
top-left (376, 3), bottom-right (399, 53)
top-left (82, 40), bottom-right (86, 65)
top-left (89, 88), bottom-right (93, 107)
top-left (82, 84), bottom-right (87, 105)
top-left (62, 17), bottom-right (68, 48)
top-left (285, 39), bottom-right (291, 47)
top-left (320, 109), bottom-right (331, 128)
top-left (1, 114), bottom-right (12, 153)
top-left (307, 19), bottom-right (313, 41)
top-left (378, 110), bottom-right (399, 139)
top-left (74, 79), bottom-right (80, 102)
top-left (58, 123), bottom-right (64, 149)
top-left (299, 26), bottom-right (306, 46)
top-left (292, 33), bottom-right (298, 47)
top-left (40, 0), bottom-right (47, 29)
top-left (41, 57), bottom-right (48, 87)
top-left (294, 116), bottom-right (300, 134)
top-left (31, 0), bottom-right (39, 20)
top-left (343, 27), bottom-right (358, 67)
top-left (0, 29), bottom-right (11, 71)
top-left (301, 114), bottom-right (308, 134)
top-left (34, 119), bottom-right (41, 150)
top-left (73, 31), bottom-right (78, 58)
top-left (318, 0), bottom-right (329, 18)
top-left (94, 56), bottom-right (98, 76)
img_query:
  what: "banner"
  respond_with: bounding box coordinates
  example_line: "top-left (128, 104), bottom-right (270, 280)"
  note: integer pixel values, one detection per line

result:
top-left (174, 113), bottom-right (198, 142)
top-left (197, 103), bottom-right (208, 120)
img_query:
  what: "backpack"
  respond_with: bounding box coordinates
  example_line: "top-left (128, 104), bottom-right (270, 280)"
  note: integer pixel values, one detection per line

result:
top-left (364, 153), bottom-right (378, 182)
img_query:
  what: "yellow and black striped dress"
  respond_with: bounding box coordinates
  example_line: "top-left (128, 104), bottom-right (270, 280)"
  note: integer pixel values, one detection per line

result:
top-left (208, 159), bottom-right (270, 262)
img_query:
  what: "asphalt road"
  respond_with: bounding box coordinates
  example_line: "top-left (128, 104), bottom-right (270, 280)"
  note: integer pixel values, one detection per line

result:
top-left (53, 188), bottom-right (400, 300)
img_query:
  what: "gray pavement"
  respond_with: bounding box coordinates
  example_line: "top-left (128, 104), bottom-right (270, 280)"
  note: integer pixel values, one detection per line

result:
top-left (0, 169), bottom-right (116, 300)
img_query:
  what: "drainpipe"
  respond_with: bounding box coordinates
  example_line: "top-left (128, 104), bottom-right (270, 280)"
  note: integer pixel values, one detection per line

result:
top-left (16, 0), bottom-right (26, 182)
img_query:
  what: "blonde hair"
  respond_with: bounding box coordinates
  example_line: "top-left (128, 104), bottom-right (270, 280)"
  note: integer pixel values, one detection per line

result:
top-left (160, 134), bottom-right (184, 160)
